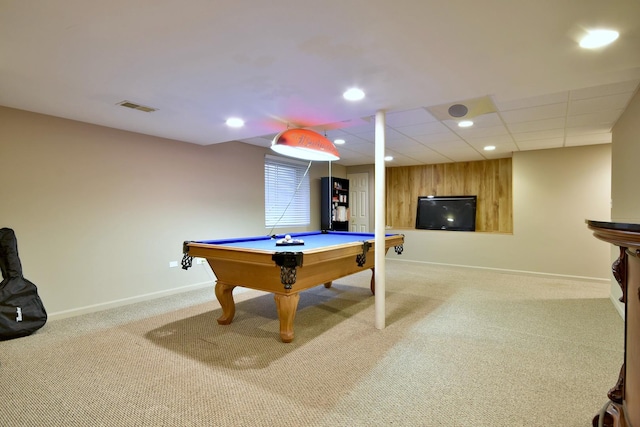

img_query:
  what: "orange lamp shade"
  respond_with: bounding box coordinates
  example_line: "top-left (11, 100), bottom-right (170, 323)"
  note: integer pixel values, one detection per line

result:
top-left (271, 129), bottom-right (340, 161)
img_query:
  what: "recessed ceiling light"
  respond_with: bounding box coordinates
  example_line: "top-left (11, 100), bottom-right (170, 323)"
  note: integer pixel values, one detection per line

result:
top-left (484, 145), bottom-right (496, 151)
top-left (343, 88), bottom-right (365, 101)
top-left (226, 118), bottom-right (244, 127)
top-left (458, 120), bottom-right (474, 128)
top-left (384, 156), bottom-right (393, 161)
top-left (579, 29), bottom-right (619, 49)
top-left (334, 139), bottom-right (346, 145)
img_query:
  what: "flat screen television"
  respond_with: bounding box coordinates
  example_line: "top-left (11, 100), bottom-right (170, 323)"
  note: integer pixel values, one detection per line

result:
top-left (415, 195), bottom-right (477, 231)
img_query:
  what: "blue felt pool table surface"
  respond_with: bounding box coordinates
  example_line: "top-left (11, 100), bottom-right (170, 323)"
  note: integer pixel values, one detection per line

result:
top-left (192, 230), bottom-right (392, 252)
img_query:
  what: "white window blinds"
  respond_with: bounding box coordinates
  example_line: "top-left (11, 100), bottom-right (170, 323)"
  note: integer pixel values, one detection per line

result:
top-left (264, 155), bottom-right (311, 228)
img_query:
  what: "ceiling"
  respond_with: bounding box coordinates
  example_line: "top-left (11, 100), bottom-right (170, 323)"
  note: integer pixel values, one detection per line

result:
top-left (1, 0), bottom-right (639, 167)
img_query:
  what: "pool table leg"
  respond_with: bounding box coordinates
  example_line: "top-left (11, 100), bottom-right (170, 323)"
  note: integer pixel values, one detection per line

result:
top-left (325, 269), bottom-right (376, 294)
top-left (274, 293), bottom-right (300, 343)
top-left (370, 268), bottom-right (375, 294)
top-left (215, 282), bottom-right (236, 325)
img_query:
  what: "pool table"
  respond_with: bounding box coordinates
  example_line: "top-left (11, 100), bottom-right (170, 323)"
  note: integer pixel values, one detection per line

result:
top-left (181, 231), bottom-right (404, 342)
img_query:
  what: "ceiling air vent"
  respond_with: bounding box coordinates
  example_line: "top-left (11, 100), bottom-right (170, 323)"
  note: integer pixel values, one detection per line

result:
top-left (117, 100), bottom-right (158, 113)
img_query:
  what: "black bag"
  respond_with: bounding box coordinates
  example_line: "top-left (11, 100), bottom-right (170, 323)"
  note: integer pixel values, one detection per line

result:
top-left (0, 228), bottom-right (47, 340)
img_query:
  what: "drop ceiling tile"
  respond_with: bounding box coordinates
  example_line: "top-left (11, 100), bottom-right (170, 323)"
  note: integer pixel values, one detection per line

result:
top-left (512, 128), bottom-right (565, 142)
top-left (465, 135), bottom-right (515, 146)
top-left (442, 112), bottom-right (503, 129)
top-left (568, 93), bottom-right (635, 116)
top-left (565, 125), bottom-right (611, 136)
top-left (384, 128), bottom-right (408, 142)
top-left (385, 108), bottom-right (437, 127)
top-left (339, 142), bottom-right (374, 154)
top-left (565, 133), bottom-right (611, 146)
top-left (346, 127), bottom-right (409, 142)
top-left (494, 142), bottom-right (520, 152)
top-left (506, 117), bottom-right (566, 133)
top-left (346, 127), bottom-right (401, 142)
top-left (431, 145), bottom-right (481, 156)
top-left (469, 112), bottom-right (504, 127)
top-left (516, 138), bottom-right (564, 150)
top-left (412, 131), bottom-right (463, 144)
top-left (566, 110), bottom-right (623, 128)
top-left (500, 103), bottom-right (567, 124)
top-left (421, 139), bottom-right (471, 150)
top-left (401, 148), bottom-right (445, 157)
top-left (457, 125), bottom-right (510, 139)
top-left (401, 152), bottom-right (455, 165)
top-left (478, 142), bottom-right (519, 152)
top-left (344, 130), bottom-right (375, 141)
top-left (344, 134), bottom-right (374, 145)
top-left (494, 91), bottom-right (569, 111)
top-left (384, 151), bottom-right (426, 164)
top-left (394, 121), bottom-right (450, 137)
top-left (440, 150), bottom-right (486, 162)
top-left (386, 138), bottom-right (429, 150)
top-left (570, 80), bottom-right (640, 100)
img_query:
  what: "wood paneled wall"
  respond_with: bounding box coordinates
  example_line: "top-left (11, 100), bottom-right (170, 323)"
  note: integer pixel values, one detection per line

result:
top-left (386, 158), bottom-right (512, 233)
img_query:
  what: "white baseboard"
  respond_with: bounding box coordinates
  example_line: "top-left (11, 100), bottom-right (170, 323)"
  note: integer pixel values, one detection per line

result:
top-left (48, 260), bottom-right (614, 321)
top-left (610, 293), bottom-right (625, 319)
top-left (48, 281), bottom-right (214, 320)
top-left (389, 258), bottom-right (611, 284)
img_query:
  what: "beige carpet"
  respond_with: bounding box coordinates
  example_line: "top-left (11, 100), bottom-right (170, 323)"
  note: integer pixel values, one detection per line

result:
top-left (0, 260), bottom-right (623, 426)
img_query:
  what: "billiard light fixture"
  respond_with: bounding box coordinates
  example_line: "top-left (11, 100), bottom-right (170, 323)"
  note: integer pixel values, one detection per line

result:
top-left (271, 128), bottom-right (340, 161)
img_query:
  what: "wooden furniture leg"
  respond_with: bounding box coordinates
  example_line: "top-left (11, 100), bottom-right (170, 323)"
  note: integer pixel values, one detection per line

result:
top-left (370, 267), bottom-right (375, 294)
top-left (214, 282), bottom-right (236, 325)
top-left (592, 401), bottom-right (624, 427)
top-left (274, 293), bottom-right (300, 343)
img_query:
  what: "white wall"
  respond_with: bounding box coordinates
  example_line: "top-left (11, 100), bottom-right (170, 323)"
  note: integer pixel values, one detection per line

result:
top-left (0, 106), bottom-right (330, 317)
top-left (387, 144), bottom-right (612, 280)
top-left (612, 89), bottom-right (640, 222)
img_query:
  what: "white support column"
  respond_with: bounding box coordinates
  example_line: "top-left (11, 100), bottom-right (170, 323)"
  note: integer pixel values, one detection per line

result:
top-left (374, 110), bottom-right (386, 330)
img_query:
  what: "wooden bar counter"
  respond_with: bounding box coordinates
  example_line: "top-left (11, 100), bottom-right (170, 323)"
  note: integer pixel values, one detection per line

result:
top-left (587, 220), bottom-right (640, 427)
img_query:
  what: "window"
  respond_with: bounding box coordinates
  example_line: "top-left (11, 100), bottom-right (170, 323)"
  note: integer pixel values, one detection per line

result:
top-left (264, 155), bottom-right (311, 228)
